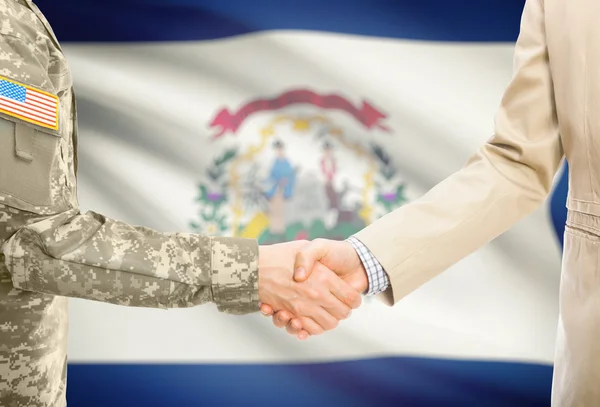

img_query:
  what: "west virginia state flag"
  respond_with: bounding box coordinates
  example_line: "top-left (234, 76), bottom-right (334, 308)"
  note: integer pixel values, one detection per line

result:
top-left (34, 0), bottom-right (566, 405)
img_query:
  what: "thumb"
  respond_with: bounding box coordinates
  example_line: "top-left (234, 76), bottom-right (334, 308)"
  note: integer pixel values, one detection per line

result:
top-left (294, 239), bottom-right (329, 282)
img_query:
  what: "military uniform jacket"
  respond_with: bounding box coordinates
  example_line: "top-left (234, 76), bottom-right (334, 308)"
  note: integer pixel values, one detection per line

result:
top-left (355, 0), bottom-right (600, 405)
top-left (0, 1), bottom-right (259, 406)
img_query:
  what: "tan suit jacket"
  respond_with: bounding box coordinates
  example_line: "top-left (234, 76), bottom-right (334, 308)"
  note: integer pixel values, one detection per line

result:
top-left (355, 0), bottom-right (599, 405)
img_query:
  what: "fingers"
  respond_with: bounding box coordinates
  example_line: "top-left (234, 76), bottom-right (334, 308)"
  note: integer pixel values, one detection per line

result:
top-left (284, 263), bottom-right (359, 331)
top-left (272, 310), bottom-right (293, 328)
top-left (261, 243), bottom-right (363, 340)
top-left (292, 302), bottom-right (338, 332)
top-left (297, 330), bottom-right (310, 341)
top-left (272, 314), bottom-right (312, 342)
top-left (311, 262), bottom-right (362, 311)
top-left (297, 285), bottom-right (353, 322)
top-left (322, 301), bottom-right (352, 322)
top-left (294, 239), bottom-right (329, 282)
top-left (282, 317), bottom-right (311, 341)
top-left (316, 285), bottom-right (353, 321)
top-left (295, 316), bottom-right (326, 336)
top-left (286, 319), bottom-right (310, 340)
top-left (261, 304), bottom-right (295, 331)
top-left (328, 273), bottom-right (362, 310)
top-left (286, 318), bottom-right (303, 335)
top-left (269, 304), bottom-right (341, 340)
top-left (260, 303), bottom-right (274, 316)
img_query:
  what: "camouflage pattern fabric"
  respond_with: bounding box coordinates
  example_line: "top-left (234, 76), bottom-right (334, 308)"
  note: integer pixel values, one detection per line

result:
top-left (0, 1), bottom-right (259, 405)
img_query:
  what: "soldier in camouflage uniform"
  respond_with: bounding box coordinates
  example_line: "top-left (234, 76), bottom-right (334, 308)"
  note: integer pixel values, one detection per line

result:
top-left (0, 1), bottom-right (362, 405)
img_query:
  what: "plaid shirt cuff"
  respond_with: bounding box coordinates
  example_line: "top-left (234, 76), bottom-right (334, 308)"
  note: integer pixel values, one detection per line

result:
top-left (346, 236), bottom-right (390, 296)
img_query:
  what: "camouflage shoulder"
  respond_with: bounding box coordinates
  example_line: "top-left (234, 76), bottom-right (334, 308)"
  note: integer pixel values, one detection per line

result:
top-left (0, 1), bottom-right (56, 93)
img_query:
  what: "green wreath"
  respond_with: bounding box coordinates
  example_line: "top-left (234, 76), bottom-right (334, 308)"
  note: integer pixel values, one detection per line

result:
top-left (189, 148), bottom-right (238, 234)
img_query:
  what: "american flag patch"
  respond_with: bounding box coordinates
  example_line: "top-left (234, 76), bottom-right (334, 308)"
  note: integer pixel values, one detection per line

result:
top-left (0, 76), bottom-right (59, 131)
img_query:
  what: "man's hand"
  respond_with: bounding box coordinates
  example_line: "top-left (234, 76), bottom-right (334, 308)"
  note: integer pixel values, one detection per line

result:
top-left (260, 239), bottom-right (369, 340)
top-left (258, 240), bottom-right (362, 336)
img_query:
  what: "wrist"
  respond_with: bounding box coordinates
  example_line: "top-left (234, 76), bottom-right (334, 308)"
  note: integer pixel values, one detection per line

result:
top-left (257, 245), bottom-right (269, 303)
top-left (342, 240), bottom-right (369, 293)
top-left (356, 263), bottom-right (369, 294)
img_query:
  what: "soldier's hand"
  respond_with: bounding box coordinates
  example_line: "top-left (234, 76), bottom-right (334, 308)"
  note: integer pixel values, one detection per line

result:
top-left (258, 241), bottom-right (361, 338)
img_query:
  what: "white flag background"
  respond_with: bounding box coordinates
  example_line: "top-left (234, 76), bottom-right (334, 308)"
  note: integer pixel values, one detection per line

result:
top-left (33, 0), bottom-right (569, 406)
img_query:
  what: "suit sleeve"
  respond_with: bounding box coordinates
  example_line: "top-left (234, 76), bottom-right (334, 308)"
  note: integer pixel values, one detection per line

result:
top-left (354, 0), bottom-right (564, 305)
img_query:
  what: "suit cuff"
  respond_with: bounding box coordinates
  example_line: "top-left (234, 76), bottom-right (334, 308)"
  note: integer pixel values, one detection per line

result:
top-left (346, 236), bottom-right (390, 295)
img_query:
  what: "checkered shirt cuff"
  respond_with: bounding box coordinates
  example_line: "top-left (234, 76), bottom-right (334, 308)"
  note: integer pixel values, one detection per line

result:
top-left (346, 236), bottom-right (390, 296)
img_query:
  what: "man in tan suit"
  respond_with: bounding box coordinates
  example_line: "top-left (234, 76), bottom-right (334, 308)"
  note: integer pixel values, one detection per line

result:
top-left (261, 0), bottom-right (596, 404)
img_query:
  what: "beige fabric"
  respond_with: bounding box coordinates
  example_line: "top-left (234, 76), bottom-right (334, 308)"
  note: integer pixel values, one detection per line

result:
top-left (355, 0), bottom-right (600, 405)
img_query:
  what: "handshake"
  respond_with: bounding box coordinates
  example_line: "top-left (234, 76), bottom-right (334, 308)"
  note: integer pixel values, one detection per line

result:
top-left (257, 238), bottom-right (370, 341)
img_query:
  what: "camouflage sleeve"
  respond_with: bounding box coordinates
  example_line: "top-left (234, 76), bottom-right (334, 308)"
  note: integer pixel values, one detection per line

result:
top-left (0, 3), bottom-right (259, 315)
top-left (1, 209), bottom-right (259, 314)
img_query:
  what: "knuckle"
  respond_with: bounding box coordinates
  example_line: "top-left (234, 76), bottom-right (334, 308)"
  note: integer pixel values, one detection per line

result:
top-left (291, 300), bottom-right (304, 316)
top-left (300, 318), bottom-right (320, 335)
top-left (324, 295), bottom-right (338, 307)
top-left (346, 291), bottom-right (360, 306)
top-left (290, 326), bottom-right (302, 335)
top-left (313, 238), bottom-right (326, 247)
top-left (307, 288), bottom-right (320, 301)
top-left (327, 319), bottom-right (339, 330)
top-left (312, 326), bottom-right (325, 335)
top-left (305, 325), bottom-right (318, 335)
top-left (354, 297), bottom-right (362, 309)
top-left (339, 306), bottom-right (351, 319)
top-left (315, 271), bottom-right (329, 284)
